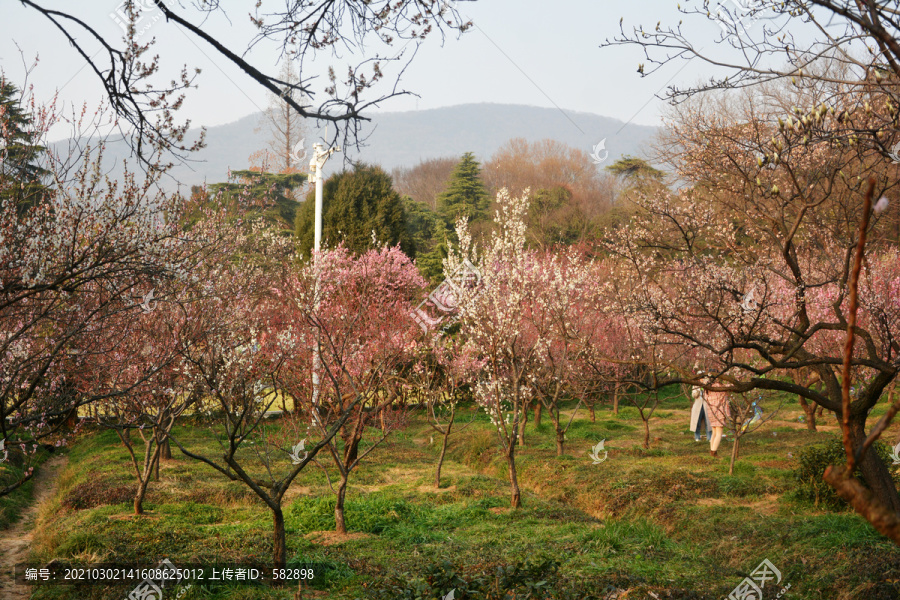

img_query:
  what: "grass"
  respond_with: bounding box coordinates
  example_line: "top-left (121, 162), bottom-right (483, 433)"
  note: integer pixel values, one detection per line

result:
top-left (8, 391), bottom-right (900, 600)
top-left (0, 447), bottom-right (54, 530)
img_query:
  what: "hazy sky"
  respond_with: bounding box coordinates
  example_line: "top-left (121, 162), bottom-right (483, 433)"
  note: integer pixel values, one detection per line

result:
top-left (0, 1), bottom-right (790, 141)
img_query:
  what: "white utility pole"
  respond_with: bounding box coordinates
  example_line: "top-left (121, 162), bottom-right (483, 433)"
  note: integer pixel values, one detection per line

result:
top-left (308, 141), bottom-right (340, 411)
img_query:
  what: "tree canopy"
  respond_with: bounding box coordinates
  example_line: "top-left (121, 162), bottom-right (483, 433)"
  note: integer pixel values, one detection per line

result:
top-left (294, 163), bottom-right (413, 257)
top-left (436, 152), bottom-right (490, 230)
top-left (0, 78), bottom-right (50, 215)
top-left (205, 170), bottom-right (307, 232)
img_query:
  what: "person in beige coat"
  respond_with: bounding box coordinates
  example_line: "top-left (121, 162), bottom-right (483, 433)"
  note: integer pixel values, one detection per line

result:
top-left (690, 385), bottom-right (712, 442)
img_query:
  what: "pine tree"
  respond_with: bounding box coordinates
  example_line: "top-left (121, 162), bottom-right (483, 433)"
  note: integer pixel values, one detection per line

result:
top-left (435, 152), bottom-right (489, 230)
top-left (205, 170), bottom-right (307, 232)
top-left (0, 78), bottom-right (50, 215)
top-left (294, 163), bottom-right (413, 256)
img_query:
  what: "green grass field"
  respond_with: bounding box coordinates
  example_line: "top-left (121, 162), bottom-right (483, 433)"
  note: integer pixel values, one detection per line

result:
top-left (5, 390), bottom-right (900, 599)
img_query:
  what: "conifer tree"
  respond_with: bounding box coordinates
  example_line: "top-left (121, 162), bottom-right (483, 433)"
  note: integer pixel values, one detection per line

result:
top-left (435, 152), bottom-right (489, 229)
top-left (294, 163), bottom-right (412, 256)
top-left (0, 78), bottom-right (50, 215)
top-left (206, 170), bottom-right (306, 232)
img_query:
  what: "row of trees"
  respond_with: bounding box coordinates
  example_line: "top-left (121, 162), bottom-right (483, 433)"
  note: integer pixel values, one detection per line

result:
top-left (7, 10), bottom-right (900, 562)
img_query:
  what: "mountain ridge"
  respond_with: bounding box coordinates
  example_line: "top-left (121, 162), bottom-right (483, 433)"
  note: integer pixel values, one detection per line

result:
top-left (66, 103), bottom-right (659, 191)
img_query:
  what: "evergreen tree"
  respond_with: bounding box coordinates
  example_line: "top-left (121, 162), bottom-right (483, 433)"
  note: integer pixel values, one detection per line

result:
top-left (402, 195), bottom-right (444, 283)
top-left (435, 152), bottom-right (489, 230)
top-left (0, 78), bottom-right (50, 215)
top-left (605, 155), bottom-right (664, 182)
top-left (294, 163), bottom-right (413, 256)
top-left (205, 169), bottom-right (306, 232)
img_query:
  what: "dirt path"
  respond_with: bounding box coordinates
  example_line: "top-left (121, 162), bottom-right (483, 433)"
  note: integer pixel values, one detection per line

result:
top-left (0, 454), bottom-right (68, 600)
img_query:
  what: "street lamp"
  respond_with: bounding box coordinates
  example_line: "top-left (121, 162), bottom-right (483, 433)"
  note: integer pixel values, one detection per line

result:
top-left (307, 141), bottom-right (340, 412)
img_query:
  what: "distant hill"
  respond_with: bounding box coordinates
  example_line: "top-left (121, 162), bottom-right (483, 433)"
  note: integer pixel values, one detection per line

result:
top-left (68, 104), bottom-right (659, 191)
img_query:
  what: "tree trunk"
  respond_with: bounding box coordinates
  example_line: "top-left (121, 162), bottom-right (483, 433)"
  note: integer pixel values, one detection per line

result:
top-left (728, 434), bottom-right (741, 476)
top-left (435, 420), bottom-right (452, 489)
top-left (555, 425), bottom-right (565, 456)
top-left (798, 397), bottom-right (818, 431)
top-left (534, 402), bottom-right (542, 427)
top-left (518, 405), bottom-right (528, 447)
top-left (134, 471), bottom-right (151, 515)
top-left (850, 415), bottom-right (900, 513)
top-left (272, 506), bottom-right (287, 569)
top-left (335, 474), bottom-right (349, 534)
top-left (589, 403), bottom-right (595, 423)
top-left (160, 437), bottom-right (171, 460)
top-left (134, 445), bottom-right (161, 515)
top-left (344, 429), bottom-right (360, 465)
top-left (506, 449), bottom-right (521, 509)
top-left (642, 417), bottom-right (650, 449)
top-left (613, 382), bottom-right (620, 415)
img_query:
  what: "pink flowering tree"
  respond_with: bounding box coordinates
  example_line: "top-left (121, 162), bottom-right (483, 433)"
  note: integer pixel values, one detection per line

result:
top-left (520, 249), bottom-right (605, 456)
top-left (163, 224), bottom-right (347, 568)
top-left (0, 122), bottom-right (200, 497)
top-left (606, 90), bottom-right (900, 540)
top-left (408, 335), bottom-right (482, 488)
top-left (276, 245), bottom-right (426, 533)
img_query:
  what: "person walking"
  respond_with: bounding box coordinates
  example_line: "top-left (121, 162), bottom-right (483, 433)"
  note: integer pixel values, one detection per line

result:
top-left (705, 379), bottom-right (731, 458)
top-left (704, 377), bottom-right (731, 457)
top-left (690, 381), bottom-right (712, 442)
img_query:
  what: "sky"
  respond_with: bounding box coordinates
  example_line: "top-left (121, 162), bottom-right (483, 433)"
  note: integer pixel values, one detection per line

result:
top-left (0, 1), bottom-right (803, 143)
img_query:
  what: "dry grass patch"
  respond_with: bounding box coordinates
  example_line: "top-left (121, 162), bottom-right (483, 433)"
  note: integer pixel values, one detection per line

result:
top-left (304, 530), bottom-right (371, 546)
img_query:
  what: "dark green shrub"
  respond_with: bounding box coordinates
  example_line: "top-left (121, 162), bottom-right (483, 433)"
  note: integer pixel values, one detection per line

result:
top-left (792, 435), bottom-right (899, 509)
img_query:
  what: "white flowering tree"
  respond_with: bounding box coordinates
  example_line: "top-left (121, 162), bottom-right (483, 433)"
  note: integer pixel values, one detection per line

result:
top-left (450, 188), bottom-right (542, 508)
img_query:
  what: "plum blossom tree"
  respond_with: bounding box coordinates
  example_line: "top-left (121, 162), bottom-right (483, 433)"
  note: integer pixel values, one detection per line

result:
top-left (408, 336), bottom-right (481, 488)
top-left (605, 87), bottom-right (900, 532)
top-left (449, 187), bottom-right (541, 508)
top-left (275, 245), bottom-right (425, 534)
top-left (165, 223), bottom-right (348, 568)
top-left (0, 109), bottom-right (201, 497)
top-left (521, 249), bottom-right (604, 456)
